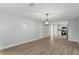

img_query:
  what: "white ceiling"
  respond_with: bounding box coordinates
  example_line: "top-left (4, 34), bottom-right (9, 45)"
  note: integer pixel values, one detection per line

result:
top-left (0, 3), bottom-right (79, 22)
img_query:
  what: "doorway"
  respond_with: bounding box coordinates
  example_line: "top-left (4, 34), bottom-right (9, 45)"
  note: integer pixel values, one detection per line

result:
top-left (50, 24), bottom-right (68, 40)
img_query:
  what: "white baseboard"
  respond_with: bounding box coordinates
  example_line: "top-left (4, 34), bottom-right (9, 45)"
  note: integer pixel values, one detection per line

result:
top-left (0, 37), bottom-right (44, 50)
top-left (68, 39), bottom-right (79, 43)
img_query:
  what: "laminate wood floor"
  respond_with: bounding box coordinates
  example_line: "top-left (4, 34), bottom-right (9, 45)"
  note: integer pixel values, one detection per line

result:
top-left (0, 37), bottom-right (79, 55)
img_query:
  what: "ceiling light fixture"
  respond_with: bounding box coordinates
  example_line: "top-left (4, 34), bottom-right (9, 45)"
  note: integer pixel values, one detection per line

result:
top-left (29, 3), bottom-right (34, 7)
top-left (44, 13), bottom-right (49, 25)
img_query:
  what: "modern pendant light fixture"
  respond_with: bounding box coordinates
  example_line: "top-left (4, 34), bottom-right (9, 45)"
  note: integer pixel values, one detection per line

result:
top-left (44, 13), bottom-right (49, 25)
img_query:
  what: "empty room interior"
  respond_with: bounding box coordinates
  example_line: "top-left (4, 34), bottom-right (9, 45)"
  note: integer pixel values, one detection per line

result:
top-left (0, 3), bottom-right (79, 55)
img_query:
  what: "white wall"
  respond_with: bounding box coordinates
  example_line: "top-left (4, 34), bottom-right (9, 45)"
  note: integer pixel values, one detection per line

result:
top-left (0, 12), bottom-right (43, 50)
top-left (42, 25), bottom-right (50, 37)
top-left (78, 20), bottom-right (79, 36)
top-left (68, 19), bottom-right (79, 42)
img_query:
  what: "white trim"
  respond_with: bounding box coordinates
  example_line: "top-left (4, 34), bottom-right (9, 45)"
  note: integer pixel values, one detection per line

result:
top-left (0, 37), bottom-right (45, 50)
